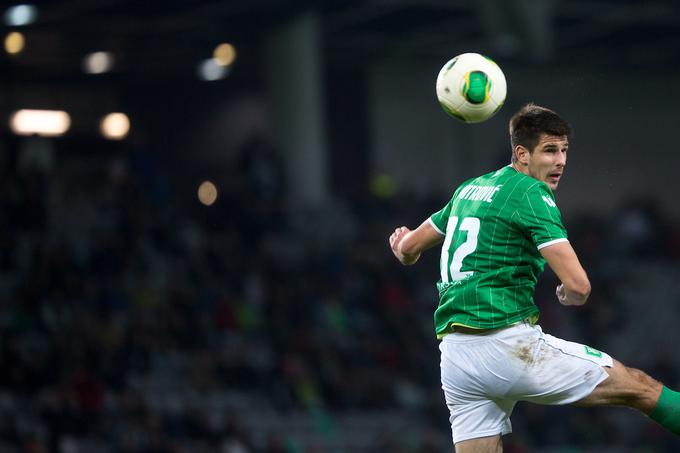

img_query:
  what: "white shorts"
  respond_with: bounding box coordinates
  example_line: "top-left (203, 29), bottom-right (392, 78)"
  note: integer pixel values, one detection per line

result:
top-left (439, 322), bottom-right (613, 444)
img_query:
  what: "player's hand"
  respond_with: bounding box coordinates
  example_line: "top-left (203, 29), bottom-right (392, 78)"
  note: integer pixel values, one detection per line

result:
top-left (556, 283), bottom-right (570, 305)
top-left (389, 226), bottom-right (410, 255)
top-left (556, 283), bottom-right (589, 306)
top-left (389, 226), bottom-right (419, 264)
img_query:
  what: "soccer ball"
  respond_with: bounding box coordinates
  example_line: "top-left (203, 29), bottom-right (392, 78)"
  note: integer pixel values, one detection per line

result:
top-left (436, 52), bottom-right (507, 124)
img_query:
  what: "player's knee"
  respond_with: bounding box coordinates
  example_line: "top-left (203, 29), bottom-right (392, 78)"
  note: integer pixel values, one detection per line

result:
top-left (455, 435), bottom-right (502, 453)
top-left (622, 365), bottom-right (662, 411)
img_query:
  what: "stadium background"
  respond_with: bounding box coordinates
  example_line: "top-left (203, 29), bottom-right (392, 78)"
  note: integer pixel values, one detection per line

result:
top-left (1, 0), bottom-right (680, 451)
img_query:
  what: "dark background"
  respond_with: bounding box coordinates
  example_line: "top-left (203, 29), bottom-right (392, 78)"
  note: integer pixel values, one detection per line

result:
top-left (1, 1), bottom-right (680, 452)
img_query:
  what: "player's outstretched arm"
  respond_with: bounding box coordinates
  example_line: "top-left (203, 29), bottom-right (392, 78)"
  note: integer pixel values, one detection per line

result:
top-left (389, 220), bottom-right (444, 266)
top-left (540, 241), bottom-right (591, 306)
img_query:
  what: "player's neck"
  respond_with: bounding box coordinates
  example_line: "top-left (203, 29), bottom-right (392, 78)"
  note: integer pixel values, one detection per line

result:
top-left (511, 162), bottom-right (528, 176)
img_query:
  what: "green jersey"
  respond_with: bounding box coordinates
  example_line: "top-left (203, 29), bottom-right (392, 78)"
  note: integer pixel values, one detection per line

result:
top-left (429, 165), bottom-right (568, 338)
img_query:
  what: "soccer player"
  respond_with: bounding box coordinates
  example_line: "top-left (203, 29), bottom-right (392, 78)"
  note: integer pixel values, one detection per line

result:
top-left (388, 104), bottom-right (680, 452)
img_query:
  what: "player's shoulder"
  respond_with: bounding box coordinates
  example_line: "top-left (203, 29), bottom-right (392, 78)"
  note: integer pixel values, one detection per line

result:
top-left (515, 177), bottom-right (560, 211)
top-left (490, 168), bottom-right (558, 212)
top-left (475, 165), bottom-right (536, 194)
top-left (503, 168), bottom-right (552, 195)
top-left (451, 166), bottom-right (552, 202)
top-left (450, 174), bottom-right (480, 198)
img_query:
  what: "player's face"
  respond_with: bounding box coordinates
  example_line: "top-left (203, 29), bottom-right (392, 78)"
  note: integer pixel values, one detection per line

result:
top-left (527, 134), bottom-right (568, 190)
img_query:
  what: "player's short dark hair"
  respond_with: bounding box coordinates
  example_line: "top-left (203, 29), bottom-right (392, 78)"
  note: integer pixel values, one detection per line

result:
top-left (509, 104), bottom-right (572, 158)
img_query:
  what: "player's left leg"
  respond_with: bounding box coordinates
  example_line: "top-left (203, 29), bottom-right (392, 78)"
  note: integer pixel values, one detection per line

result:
top-left (576, 359), bottom-right (680, 435)
top-left (574, 359), bottom-right (662, 412)
top-left (439, 327), bottom-right (525, 450)
top-left (455, 434), bottom-right (502, 453)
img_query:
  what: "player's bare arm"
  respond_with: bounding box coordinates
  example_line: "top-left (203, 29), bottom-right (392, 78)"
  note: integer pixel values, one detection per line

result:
top-left (389, 220), bottom-right (444, 266)
top-left (539, 241), bottom-right (591, 306)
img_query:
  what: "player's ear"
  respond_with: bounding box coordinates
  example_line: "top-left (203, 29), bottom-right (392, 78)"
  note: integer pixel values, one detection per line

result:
top-left (514, 145), bottom-right (529, 165)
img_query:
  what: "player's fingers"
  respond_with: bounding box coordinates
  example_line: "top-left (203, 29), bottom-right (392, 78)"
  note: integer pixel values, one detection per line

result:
top-left (390, 227), bottom-right (409, 248)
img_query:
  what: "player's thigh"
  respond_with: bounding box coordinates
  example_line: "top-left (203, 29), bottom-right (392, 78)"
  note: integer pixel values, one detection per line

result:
top-left (509, 330), bottom-right (613, 405)
top-left (575, 359), bottom-right (662, 413)
top-left (455, 434), bottom-right (502, 453)
top-left (440, 335), bottom-right (520, 443)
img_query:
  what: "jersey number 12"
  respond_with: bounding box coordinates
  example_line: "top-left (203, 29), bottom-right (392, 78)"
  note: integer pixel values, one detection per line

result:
top-left (440, 216), bottom-right (480, 283)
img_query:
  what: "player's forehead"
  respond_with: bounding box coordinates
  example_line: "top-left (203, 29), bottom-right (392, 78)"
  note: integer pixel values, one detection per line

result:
top-left (536, 134), bottom-right (569, 149)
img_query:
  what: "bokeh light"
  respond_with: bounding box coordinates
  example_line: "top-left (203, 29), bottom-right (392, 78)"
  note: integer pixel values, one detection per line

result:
top-left (4, 31), bottom-right (25, 54)
top-left (83, 51), bottom-right (113, 74)
top-left (4, 4), bottom-right (38, 26)
top-left (197, 181), bottom-right (218, 206)
top-left (213, 43), bottom-right (236, 66)
top-left (370, 173), bottom-right (397, 199)
top-left (10, 109), bottom-right (71, 136)
top-left (197, 58), bottom-right (229, 81)
top-left (100, 113), bottom-right (130, 140)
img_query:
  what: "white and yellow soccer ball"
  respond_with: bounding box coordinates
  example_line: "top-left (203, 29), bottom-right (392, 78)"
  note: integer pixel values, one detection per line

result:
top-left (435, 52), bottom-right (507, 124)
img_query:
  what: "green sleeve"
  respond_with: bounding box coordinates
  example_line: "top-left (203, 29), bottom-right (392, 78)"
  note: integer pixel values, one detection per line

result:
top-left (516, 183), bottom-right (568, 249)
top-left (429, 198), bottom-right (453, 235)
top-left (429, 183), bottom-right (470, 236)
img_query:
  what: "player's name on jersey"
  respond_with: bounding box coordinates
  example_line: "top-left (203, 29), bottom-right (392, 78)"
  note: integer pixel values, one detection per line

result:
top-left (457, 184), bottom-right (502, 203)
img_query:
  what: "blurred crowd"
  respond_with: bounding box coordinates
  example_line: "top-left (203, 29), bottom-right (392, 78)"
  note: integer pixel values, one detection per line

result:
top-left (1, 134), bottom-right (679, 453)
